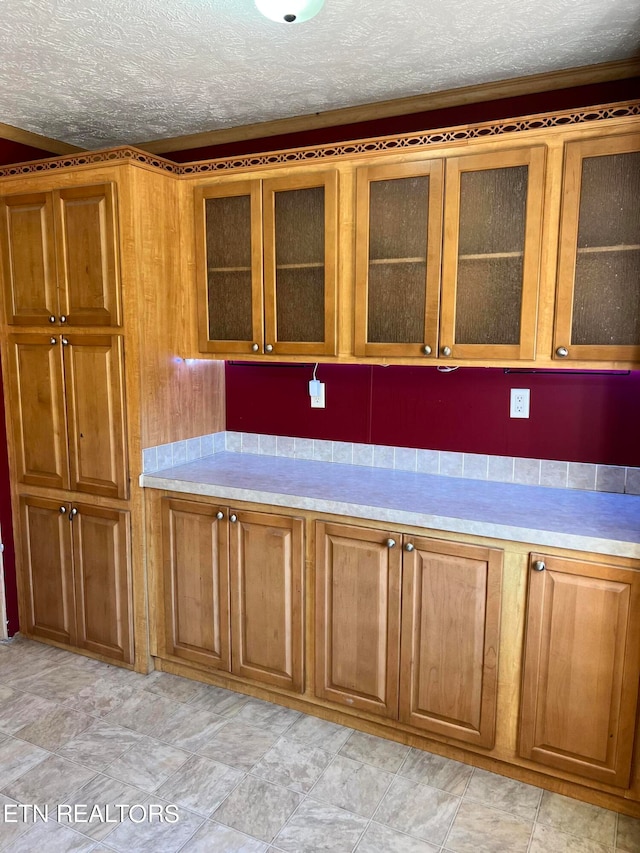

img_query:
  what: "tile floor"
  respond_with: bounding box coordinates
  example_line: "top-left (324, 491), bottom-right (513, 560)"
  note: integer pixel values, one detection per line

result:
top-left (1, 637), bottom-right (639, 853)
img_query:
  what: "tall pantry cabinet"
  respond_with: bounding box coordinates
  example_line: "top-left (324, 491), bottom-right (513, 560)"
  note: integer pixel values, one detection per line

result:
top-left (0, 160), bottom-right (225, 670)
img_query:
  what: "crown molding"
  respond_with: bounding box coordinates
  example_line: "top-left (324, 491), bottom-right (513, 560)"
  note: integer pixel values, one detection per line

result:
top-left (137, 57), bottom-right (640, 155)
top-left (0, 122), bottom-right (83, 155)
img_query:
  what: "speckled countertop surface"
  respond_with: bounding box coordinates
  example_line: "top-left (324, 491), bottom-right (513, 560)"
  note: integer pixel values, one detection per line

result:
top-left (141, 452), bottom-right (640, 558)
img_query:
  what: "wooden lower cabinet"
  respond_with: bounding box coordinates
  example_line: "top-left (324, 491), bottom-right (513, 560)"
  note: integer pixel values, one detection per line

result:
top-left (19, 495), bottom-right (132, 663)
top-left (161, 499), bottom-right (304, 693)
top-left (519, 553), bottom-right (640, 788)
top-left (315, 521), bottom-right (503, 746)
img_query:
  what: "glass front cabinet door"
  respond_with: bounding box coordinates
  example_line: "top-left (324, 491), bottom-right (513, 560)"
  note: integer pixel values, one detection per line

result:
top-left (195, 171), bottom-right (338, 357)
top-left (553, 135), bottom-right (640, 363)
top-left (355, 148), bottom-right (545, 361)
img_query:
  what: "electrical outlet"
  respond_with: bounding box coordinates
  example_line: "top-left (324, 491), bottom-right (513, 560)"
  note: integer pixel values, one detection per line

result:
top-left (510, 388), bottom-right (530, 419)
top-left (310, 382), bottom-right (325, 408)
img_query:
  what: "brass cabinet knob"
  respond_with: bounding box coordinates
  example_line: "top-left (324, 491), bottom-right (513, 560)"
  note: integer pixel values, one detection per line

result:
top-left (532, 560), bottom-right (546, 572)
top-left (442, 346), bottom-right (452, 357)
top-left (265, 344), bottom-right (273, 353)
top-left (69, 507), bottom-right (78, 519)
top-left (386, 538), bottom-right (396, 549)
top-left (405, 543), bottom-right (415, 552)
top-left (216, 511), bottom-right (224, 520)
top-left (49, 315), bottom-right (56, 324)
top-left (60, 315), bottom-right (67, 323)
top-left (251, 343), bottom-right (260, 352)
top-left (556, 346), bottom-right (569, 358)
top-left (50, 337), bottom-right (57, 345)
top-left (61, 337), bottom-right (69, 346)
top-left (422, 345), bottom-right (432, 355)
top-left (59, 505), bottom-right (67, 514)
top-left (230, 514), bottom-right (238, 523)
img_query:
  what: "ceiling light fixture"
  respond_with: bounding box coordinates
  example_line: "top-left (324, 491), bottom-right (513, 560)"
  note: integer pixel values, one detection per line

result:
top-left (255, 0), bottom-right (325, 24)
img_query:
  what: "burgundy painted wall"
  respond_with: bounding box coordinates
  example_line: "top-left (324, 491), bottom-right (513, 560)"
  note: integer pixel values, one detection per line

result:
top-left (0, 357), bottom-right (18, 635)
top-left (226, 364), bottom-right (640, 467)
top-left (0, 138), bottom-right (56, 167)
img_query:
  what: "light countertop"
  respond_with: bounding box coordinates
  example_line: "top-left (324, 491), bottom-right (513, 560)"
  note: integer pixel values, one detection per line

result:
top-left (141, 452), bottom-right (640, 559)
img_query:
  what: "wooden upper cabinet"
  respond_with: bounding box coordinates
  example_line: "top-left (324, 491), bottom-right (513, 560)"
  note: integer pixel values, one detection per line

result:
top-left (229, 509), bottom-right (304, 692)
top-left (355, 160), bottom-right (444, 358)
top-left (1, 193), bottom-right (58, 325)
top-left (161, 498), bottom-right (231, 671)
top-left (20, 495), bottom-right (76, 646)
top-left (399, 537), bottom-right (503, 748)
top-left (519, 553), bottom-right (640, 787)
top-left (196, 170), bottom-right (338, 357)
top-left (440, 147), bottom-right (545, 361)
top-left (0, 184), bottom-right (120, 327)
top-left (73, 503), bottom-right (132, 663)
top-left (315, 521), bottom-right (402, 717)
top-left (554, 134), bottom-right (640, 362)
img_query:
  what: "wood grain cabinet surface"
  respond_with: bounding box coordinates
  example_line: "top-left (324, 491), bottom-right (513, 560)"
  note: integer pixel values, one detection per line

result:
top-left (519, 553), bottom-right (640, 788)
top-left (195, 171), bottom-right (338, 358)
top-left (1, 183), bottom-right (120, 327)
top-left (162, 499), bottom-right (304, 693)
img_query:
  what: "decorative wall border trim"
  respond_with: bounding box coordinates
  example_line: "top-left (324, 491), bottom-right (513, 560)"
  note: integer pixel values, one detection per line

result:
top-left (1, 101), bottom-right (638, 179)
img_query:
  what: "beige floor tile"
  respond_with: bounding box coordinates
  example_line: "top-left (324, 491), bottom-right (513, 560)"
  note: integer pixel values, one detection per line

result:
top-left (16, 665), bottom-right (99, 703)
top-left (530, 822), bottom-right (613, 852)
top-left (445, 799), bottom-right (533, 853)
top-left (232, 698), bottom-right (301, 735)
top-left (103, 692), bottom-right (178, 735)
top-left (464, 767), bottom-right (542, 819)
top-left (357, 821), bottom-right (441, 853)
top-left (63, 676), bottom-right (139, 717)
top-left (213, 775), bottom-right (301, 844)
top-left (142, 672), bottom-right (209, 704)
top-left (339, 730), bottom-right (409, 772)
top-left (56, 720), bottom-right (142, 771)
top-left (198, 720), bottom-right (279, 770)
top-left (252, 737), bottom-right (332, 793)
top-left (617, 813), bottom-right (640, 853)
top-left (181, 820), bottom-right (267, 852)
top-left (153, 704), bottom-right (227, 752)
top-left (103, 798), bottom-right (204, 853)
top-left (537, 791), bottom-right (617, 847)
top-left (189, 685), bottom-right (250, 718)
top-left (105, 736), bottom-right (190, 792)
top-left (156, 755), bottom-right (244, 816)
top-left (2, 754), bottom-right (95, 809)
top-left (274, 798), bottom-right (368, 853)
top-left (399, 749), bottom-right (473, 796)
top-left (0, 739), bottom-right (48, 790)
top-left (57, 773), bottom-right (147, 841)
top-left (374, 776), bottom-right (459, 846)
top-left (0, 692), bottom-right (60, 736)
top-left (283, 715), bottom-right (352, 753)
top-left (310, 754), bottom-right (394, 818)
top-left (3, 819), bottom-right (95, 853)
top-left (15, 707), bottom-right (93, 751)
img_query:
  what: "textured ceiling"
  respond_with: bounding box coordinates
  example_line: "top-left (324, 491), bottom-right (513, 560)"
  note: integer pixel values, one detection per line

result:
top-left (1, 0), bottom-right (638, 150)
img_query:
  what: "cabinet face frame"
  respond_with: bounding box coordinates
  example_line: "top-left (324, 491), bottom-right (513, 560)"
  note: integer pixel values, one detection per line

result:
top-left (354, 159), bottom-right (444, 358)
top-left (315, 521), bottom-right (402, 717)
top-left (440, 146), bottom-right (545, 361)
top-left (161, 498), bottom-right (231, 671)
top-left (195, 180), bottom-right (264, 355)
top-left (229, 509), bottom-right (305, 692)
top-left (519, 552), bottom-right (640, 787)
top-left (553, 134), bottom-right (640, 362)
top-left (399, 535), bottom-right (503, 748)
top-left (262, 170), bottom-right (339, 357)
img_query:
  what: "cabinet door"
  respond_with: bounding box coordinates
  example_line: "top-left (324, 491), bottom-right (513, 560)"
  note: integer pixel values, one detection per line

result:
top-left (519, 553), bottom-right (640, 787)
top-left (195, 181), bottom-right (264, 355)
top-left (399, 537), bottom-right (503, 747)
top-left (162, 498), bottom-right (231, 671)
top-left (440, 147), bottom-right (545, 360)
top-left (72, 503), bottom-right (132, 663)
top-left (554, 135), bottom-right (640, 362)
top-left (315, 522), bottom-right (401, 717)
top-left (54, 184), bottom-right (121, 326)
top-left (0, 192), bottom-right (59, 325)
top-left (20, 496), bottom-right (76, 646)
top-left (63, 334), bottom-right (128, 499)
top-left (8, 333), bottom-right (68, 490)
top-left (263, 171), bottom-right (338, 356)
top-left (354, 160), bottom-right (444, 358)
top-left (230, 509), bottom-right (304, 692)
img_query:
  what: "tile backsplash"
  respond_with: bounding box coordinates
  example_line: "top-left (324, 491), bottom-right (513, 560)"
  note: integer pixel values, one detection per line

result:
top-left (143, 432), bottom-right (640, 496)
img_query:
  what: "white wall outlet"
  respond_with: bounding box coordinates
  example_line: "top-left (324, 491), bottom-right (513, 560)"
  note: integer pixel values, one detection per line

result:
top-left (310, 381), bottom-right (325, 408)
top-left (510, 388), bottom-right (530, 419)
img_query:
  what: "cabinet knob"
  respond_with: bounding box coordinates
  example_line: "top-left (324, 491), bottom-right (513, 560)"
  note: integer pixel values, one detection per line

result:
top-left (555, 346), bottom-right (569, 358)
top-left (216, 511), bottom-right (224, 520)
top-left (49, 315), bottom-right (56, 324)
top-left (61, 337), bottom-right (69, 346)
top-left (59, 505), bottom-right (67, 514)
top-left (69, 507), bottom-right (78, 519)
top-left (265, 344), bottom-right (273, 353)
top-left (251, 343), bottom-right (260, 352)
top-left (442, 346), bottom-right (452, 357)
top-left (60, 315), bottom-right (67, 324)
top-left (386, 538), bottom-right (396, 549)
top-left (532, 560), bottom-right (545, 572)
top-left (422, 345), bottom-right (432, 356)
top-left (50, 337), bottom-right (57, 345)
top-left (405, 543), bottom-right (415, 552)
top-left (230, 514), bottom-right (238, 523)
